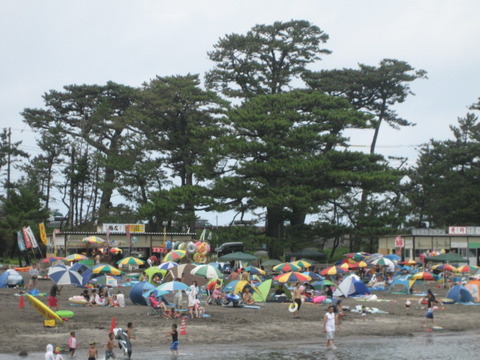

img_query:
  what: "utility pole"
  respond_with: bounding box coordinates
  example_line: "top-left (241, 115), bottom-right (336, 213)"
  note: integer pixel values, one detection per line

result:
top-left (6, 127), bottom-right (11, 199)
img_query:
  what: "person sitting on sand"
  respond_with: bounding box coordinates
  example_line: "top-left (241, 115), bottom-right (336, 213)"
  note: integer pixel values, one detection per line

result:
top-left (242, 287), bottom-right (255, 305)
top-left (212, 286), bottom-right (225, 305)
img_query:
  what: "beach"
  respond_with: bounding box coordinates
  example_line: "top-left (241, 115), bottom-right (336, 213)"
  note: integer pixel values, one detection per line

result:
top-left (1, 274), bottom-right (479, 355)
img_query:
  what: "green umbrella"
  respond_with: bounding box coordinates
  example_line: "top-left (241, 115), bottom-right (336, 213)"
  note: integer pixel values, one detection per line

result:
top-left (262, 259), bottom-right (282, 267)
top-left (218, 252), bottom-right (258, 262)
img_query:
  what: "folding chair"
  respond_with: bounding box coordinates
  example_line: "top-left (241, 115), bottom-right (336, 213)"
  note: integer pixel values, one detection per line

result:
top-left (146, 297), bottom-right (163, 316)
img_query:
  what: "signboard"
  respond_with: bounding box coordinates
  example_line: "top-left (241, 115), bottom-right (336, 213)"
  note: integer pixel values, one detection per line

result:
top-left (152, 247), bottom-right (167, 254)
top-left (39, 223), bottom-right (48, 245)
top-left (448, 226), bottom-right (480, 235)
top-left (395, 236), bottom-right (404, 248)
top-left (102, 224), bottom-right (145, 233)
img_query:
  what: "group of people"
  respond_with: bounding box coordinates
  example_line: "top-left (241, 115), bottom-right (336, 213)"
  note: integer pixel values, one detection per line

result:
top-left (83, 287), bottom-right (121, 307)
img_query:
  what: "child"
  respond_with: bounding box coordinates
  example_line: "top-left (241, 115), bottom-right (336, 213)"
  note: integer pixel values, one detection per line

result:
top-left (54, 347), bottom-right (65, 360)
top-left (126, 322), bottom-right (135, 359)
top-left (87, 342), bottom-right (98, 360)
top-left (111, 295), bottom-right (120, 307)
top-left (166, 324), bottom-right (179, 355)
top-left (193, 299), bottom-right (205, 318)
top-left (68, 331), bottom-right (76, 357)
top-left (105, 333), bottom-right (117, 360)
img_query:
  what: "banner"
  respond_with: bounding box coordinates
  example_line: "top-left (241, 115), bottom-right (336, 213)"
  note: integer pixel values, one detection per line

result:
top-left (17, 231), bottom-right (26, 251)
top-left (39, 223), bottom-right (48, 245)
top-left (22, 227), bottom-right (32, 249)
top-left (26, 226), bottom-right (39, 248)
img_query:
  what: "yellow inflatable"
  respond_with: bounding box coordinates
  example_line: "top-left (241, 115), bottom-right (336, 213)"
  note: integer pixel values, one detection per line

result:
top-left (26, 294), bottom-right (63, 324)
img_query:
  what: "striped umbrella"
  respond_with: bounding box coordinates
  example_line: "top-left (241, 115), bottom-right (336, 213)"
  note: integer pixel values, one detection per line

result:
top-left (163, 250), bottom-right (187, 262)
top-left (401, 259), bottom-right (418, 266)
top-left (64, 254), bottom-right (88, 262)
top-left (82, 236), bottom-right (106, 244)
top-left (109, 247), bottom-right (123, 254)
top-left (456, 265), bottom-right (478, 273)
top-left (274, 271), bottom-right (312, 283)
top-left (156, 281), bottom-right (190, 292)
top-left (190, 264), bottom-right (223, 279)
top-left (157, 262), bottom-right (178, 271)
top-left (320, 266), bottom-right (347, 276)
top-left (292, 260), bottom-right (313, 269)
top-left (371, 257), bottom-right (395, 267)
top-left (432, 264), bottom-right (457, 272)
top-left (48, 265), bottom-right (83, 286)
top-left (272, 263), bottom-right (301, 273)
top-left (244, 266), bottom-right (266, 275)
top-left (410, 271), bottom-right (434, 280)
top-left (92, 264), bottom-right (124, 276)
top-left (117, 257), bottom-right (145, 266)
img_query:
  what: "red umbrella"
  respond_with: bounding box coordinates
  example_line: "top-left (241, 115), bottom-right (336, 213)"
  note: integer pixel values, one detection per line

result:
top-left (320, 266), bottom-right (348, 276)
top-left (274, 271), bottom-right (312, 283)
top-left (410, 272), bottom-right (434, 280)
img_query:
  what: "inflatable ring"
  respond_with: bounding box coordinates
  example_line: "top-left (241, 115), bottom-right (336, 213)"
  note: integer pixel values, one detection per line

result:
top-left (193, 253), bottom-right (206, 263)
top-left (178, 242), bottom-right (186, 251)
top-left (288, 302), bottom-right (298, 313)
top-left (187, 242), bottom-right (197, 254)
top-left (197, 243), bottom-right (206, 254)
top-left (68, 296), bottom-right (87, 306)
top-left (173, 241), bottom-right (181, 250)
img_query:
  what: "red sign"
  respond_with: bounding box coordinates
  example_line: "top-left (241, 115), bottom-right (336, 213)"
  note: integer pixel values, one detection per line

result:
top-left (152, 247), bottom-right (167, 254)
top-left (395, 236), bottom-right (404, 248)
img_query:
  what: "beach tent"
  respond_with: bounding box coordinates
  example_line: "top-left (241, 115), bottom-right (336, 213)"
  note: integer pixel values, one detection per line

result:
top-left (252, 279), bottom-right (272, 303)
top-left (333, 274), bottom-right (370, 297)
top-left (446, 285), bottom-right (474, 303)
top-left (425, 252), bottom-right (469, 263)
top-left (0, 271), bottom-right (8, 288)
top-left (388, 275), bottom-right (425, 294)
top-left (129, 281), bottom-right (156, 306)
top-left (464, 280), bottom-right (480, 302)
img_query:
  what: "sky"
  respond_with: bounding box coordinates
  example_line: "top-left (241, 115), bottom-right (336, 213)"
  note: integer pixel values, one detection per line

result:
top-left (1, 1), bottom-right (479, 226)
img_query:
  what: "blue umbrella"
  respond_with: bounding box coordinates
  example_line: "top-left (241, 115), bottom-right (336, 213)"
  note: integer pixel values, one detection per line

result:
top-left (157, 262), bottom-right (178, 271)
top-left (303, 271), bottom-right (323, 281)
top-left (71, 262), bottom-right (90, 274)
top-left (47, 265), bottom-right (83, 286)
top-left (156, 281), bottom-right (190, 292)
top-left (385, 254), bottom-right (401, 261)
top-left (142, 288), bottom-right (170, 298)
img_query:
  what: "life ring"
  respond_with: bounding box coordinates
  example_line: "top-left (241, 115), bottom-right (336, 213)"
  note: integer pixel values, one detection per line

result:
top-left (288, 302), bottom-right (298, 313)
top-left (173, 241), bottom-right (181, 250)
top-left (193, 253), bottom-right (206, 263)
top-left (197, 243), bottom-right (207, 255)
top-left (195, 241), bottom-right (202, 247)
top-left (68, 296), bottom-right (87, 305)
top-left (178, 242), bottom-right (186, 251)
top-left (187, 242), bottom-right (197, 254)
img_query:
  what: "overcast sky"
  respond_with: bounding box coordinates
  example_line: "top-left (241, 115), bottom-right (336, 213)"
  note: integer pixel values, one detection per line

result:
top-left (1, 1), bottom-right (479, 225)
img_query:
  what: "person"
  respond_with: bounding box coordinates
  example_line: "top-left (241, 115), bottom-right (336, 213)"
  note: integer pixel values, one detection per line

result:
top-left (166, 324), bottom-right (179, 355)
top-left (242, 287), bottom-right (255, 305)
top-left (323, 305), bottom-right (338, 350)
top-left (424, 301), bottom-right (436, 328)
top-left (292, 282), bottom-right (302, 318)
top-left (405, 298), bottom-right (412, 314)
top-left (205, 279), bottom-right (218, 304)
top-left (324, 285), bottom-right (333, 298)
top-left (361, 305), bottom-right (367, 320)
top-left (228, 269), bottom-right (239, 282)
top-left (88, 289), bottom-right (98, 306)
top-left (126, 322), bottom-right (135, 359)
top-left (45, 344), bottom-right (55, 360)
top-left (212, 286), bottom-right (225, 305)
top-left (28, 263), bottom-right (39, 291)
top-left (193, 299), bottom-right (205, 318)
top-left (174, 278), bottom-right (183, 310)
top-left (95, 253), bottom-right (101, 265)
top-left (149, 292), bottom-right (168, 312)
top-left (87, 341), bottom-right (98, 360)
top-left (152, 274), bottom-right (162, 285)
top-left (111, 294), bottom-right (120, 307)
top-left (68, 331), bottom-right (77, 357)
top-left (335, 299), bottom-right (344, 323)
top-left (187, 281), bottom-right (198, 318)
top-left (140, 272), bottom-right (148, 282)
top-left (48, 283), bottom-right (61, 311)
top-left (81, 289), bottom-right (90, 302)
top-left (105, 332), bottom-right (117, 360)
top-left (54, 347), bottom-right (64, 360)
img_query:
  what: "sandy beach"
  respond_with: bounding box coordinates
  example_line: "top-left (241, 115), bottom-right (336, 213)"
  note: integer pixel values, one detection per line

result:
top-left (1, 272), bottom-right (479, 355)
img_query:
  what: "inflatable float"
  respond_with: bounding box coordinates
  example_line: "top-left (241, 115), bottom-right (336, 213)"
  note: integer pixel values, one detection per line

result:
top-left (68, 296), bottom-right (88, 306)
top-left (288, 302), bottom-right (298, 313)
top-left (26, 294), bottom-right (63, 324)
top-left (114, 328), bottom-right (132, 358)
top-left (56, 310), bottom-right (75, 319)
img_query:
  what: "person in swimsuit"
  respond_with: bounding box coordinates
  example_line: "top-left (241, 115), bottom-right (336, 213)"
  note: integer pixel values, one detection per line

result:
top-left (87, 341), bottom-right (98, 360)
top-left (292, 282), bottom-right (302, 318)
top-left (105, 332), bottom-right (117, 359)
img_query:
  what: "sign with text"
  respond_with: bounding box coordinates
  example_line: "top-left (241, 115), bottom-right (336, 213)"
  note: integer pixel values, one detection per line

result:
top-left (101, 224), bottom-right (145, 233)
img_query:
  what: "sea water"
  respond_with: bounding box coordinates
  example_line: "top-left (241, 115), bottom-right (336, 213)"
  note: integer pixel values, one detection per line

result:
top-left (2, 331), bottom-right (479, 360)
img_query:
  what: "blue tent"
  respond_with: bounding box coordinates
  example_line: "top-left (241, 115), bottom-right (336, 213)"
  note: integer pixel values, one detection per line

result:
top-left (0, 272), bottom-right (8, 288)
top-left (446, 285), bottom-right (474, 303)
top-left (129, 281), bottom-right (155, 306)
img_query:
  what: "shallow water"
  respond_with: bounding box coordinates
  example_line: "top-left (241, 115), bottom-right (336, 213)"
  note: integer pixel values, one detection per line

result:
top-left (3, 331), bottom-right (480, 360)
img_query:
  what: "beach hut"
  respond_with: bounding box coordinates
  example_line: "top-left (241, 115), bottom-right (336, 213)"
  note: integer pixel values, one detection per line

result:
top-left (446, 285), bottom-right (474, 303)
top-left (333, 274), bottom-right (370, 297)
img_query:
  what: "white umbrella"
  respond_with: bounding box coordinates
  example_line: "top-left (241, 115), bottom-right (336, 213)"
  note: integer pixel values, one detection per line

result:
top-left (48, 265), bottom-right (83, 286)
top-left (190, 264), bottom-right (222, 279)
top-left (156, 281), bottom-right (190, 292)
top-left (157, 262), bottom-right (178, 271)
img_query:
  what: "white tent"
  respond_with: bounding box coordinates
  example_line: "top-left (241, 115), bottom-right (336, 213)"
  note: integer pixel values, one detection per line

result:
top-left (333, 274), bottom-right (370, 297)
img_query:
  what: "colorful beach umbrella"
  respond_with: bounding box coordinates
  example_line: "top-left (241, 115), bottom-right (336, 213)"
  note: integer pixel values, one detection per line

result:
top-left (292, 260), bottom-right (313, 269)
top-left (320, 266), bottom-right (347, 276)
top-left (455, 265), bottom-right (478, 273)
top-left (92, 264), bottom-right (124, 276)
top-left (109, 247), bottom-right (123, 254)
top-left (157, 262), bottom-right (178, 271)
top-left (82, 236), bottom-right (105, 244)
top-left (117, 257), bottom-right (145, 266)
top-left (401, 259), bottom-right (418, 266)
top-left (302, 271), bottom-right (323, 281)
top-left (340, 263), bottom-right (350, 270)
top-left (371, 257), bottom-right (395, 267)
top-left (41, 256), bottom-right (64, 264)
top-left (274, 271), bottom-right (312, 283)
top-left (244, 266), bottom-right (266, 275)
top-left (163, 250), bottom-right (187, 262)
top-left (432, 264), bottom-right (457, 272)
top-left (410, 271), bottom-right (434, 280)
top-left (156, 281), bottom-right (190, 292)
top-left (190, 264), bottom-right (222, 279)
top-left (64, 254), bottom-right (88, 262)
top-left (272, 263), bottom-right (301, 273)
top-left (48, 265), bottom-right (83, 286)
top-left (223, 280), bottom-right (258, 295)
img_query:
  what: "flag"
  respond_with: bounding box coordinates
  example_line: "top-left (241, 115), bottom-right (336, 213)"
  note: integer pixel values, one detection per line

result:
top-left (17, 231), bottom-right (26, 251)
top-left (39, 223), bottom-right (48, 245)
top-left (22, 227), bottom-right (32, 249)
top-left (26, 226), bottom-right (39, 248)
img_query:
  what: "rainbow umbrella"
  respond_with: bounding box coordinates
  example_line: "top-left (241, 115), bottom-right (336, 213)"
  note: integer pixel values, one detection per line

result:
top-left (456, 265), bottom-right (478, 273)
top-left (117, 257), bottom-right (145, 266)
top-left (82, 236), bottom-right (105, 244)
top-left (401, 259), bottom-right (418, 266)
top-left (64, 254), bottom-right (88, 262)
top-left (320, 266), bottom-right (347, 276)
top-left (432, 264), bottom-right (457, 272)
top-left (410, 271), bottom-right (434, 280)
top-left (244, 266), bottom-right (266, 275)
top-left (274, 271), bottom-right (312, 283)
top-left (109, 247), bottom-right (123, 254)
top-left (340, 263), bottom-right (350, 270)
top-left (349, 261), bottom-right (368, 269)
top-left (292, 260), bottom-right (313, 269)
top-left (272, 263), bottom-right (301, 273)
top-left (92, 264), bottom-right (124, 276)
top-left (163, 250), bottom-right (186, 262)
top-left (41, 256), bottom-right (64, 264)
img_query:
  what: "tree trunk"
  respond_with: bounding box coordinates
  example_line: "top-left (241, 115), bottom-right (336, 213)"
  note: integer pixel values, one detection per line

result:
top-left (265, 207), bottom-right (284, 259)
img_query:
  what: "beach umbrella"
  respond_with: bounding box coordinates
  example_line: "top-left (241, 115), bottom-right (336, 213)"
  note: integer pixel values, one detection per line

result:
top-left (302, 272), bottom-right (323, 281)
top-left (311, 279), bottom-right (337, 290)
top-left (64, 254), bottom-right (88, 262)
top-left (272, 263), bottom-right (301, 273)
top-left (157, 262), bottom-right (178, 271)
top-left (320, 266), bottom-right (347, 276)
top-left (371, 257), bottom-right (395, 267)
top-left (47, 265), bottom-right (83, 286)
top-left (142, 288), bottom-right (170, 298)
top-left (274, 271), bottom-right (312, 283)
top-left (365, 253), bottom-right (383, 263)
top-left (432, 264), bottom-right (457, 272)
top-left (156, 281), bottom-right (190, 292)
top-left (410, 271), bottom-right (434, 280)
top-left (190, 264), bottom-right (223, 279)
top-left (384, 254), bottom-right (401, 261)
top-left (41, 256), bottom-right (64, 264)
top-left (262, 259), bottom-right (282, 267)
top-left (82, 236), bottom-right (105, 244)
top-left (244, 266), bottom-right (266, 275)
top-left (92, 264), bottom-right (124, 276)
top-left (340, 263), bottom-right (350, 270)
top-left (117, 257), bottom-right (145, 266)
top-left (218, 252), bottom-right (258, 262)
top-left (401, 259), bottom-right (418, 266)
top-left (223, 280), bottom-right (259, 295)
top-left (70, 262), bottom-right (90, 274)
top-left (292, 260), bottom-right (313, 269)
top-left (456, 265), bottom-right (478, 273)
top-left (109, 247), bottom-right (122, 254)
top-left (163, 250), bottom-right (187, 262)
